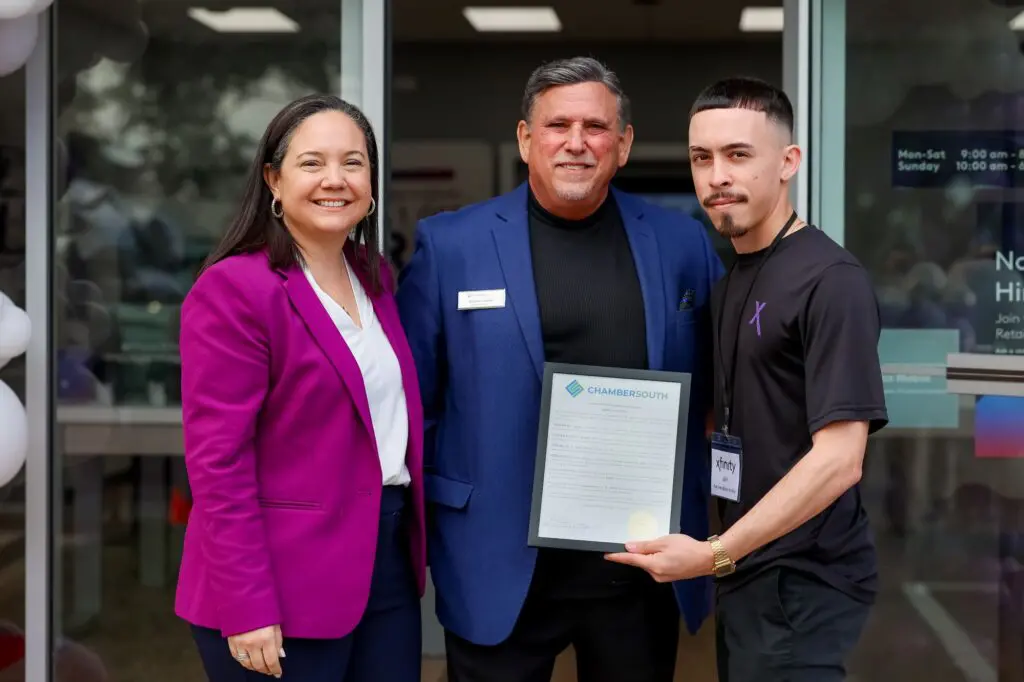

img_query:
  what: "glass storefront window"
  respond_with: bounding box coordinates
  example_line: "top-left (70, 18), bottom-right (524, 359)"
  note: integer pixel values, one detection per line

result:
top-left (50, 2), bottom-right (372, 678)
top-left (816, 0), bottom-right (1024, 679)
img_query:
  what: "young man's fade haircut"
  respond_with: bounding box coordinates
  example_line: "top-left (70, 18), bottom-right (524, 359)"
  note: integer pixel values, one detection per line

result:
top-left (689, 77), bottom-right (794, 140)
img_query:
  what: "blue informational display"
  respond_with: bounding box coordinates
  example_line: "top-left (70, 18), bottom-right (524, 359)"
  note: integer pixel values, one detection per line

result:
top-left (892, 130), bottom-right (1024, 188)
top-left (878, 329), bottom-right (961, 429)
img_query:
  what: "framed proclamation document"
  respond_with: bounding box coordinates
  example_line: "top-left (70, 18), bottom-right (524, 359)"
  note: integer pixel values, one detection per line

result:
top-left (528, 362), bottom-right (692, 553)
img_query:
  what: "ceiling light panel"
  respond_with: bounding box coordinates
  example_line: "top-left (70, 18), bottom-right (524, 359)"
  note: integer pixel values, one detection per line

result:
top-left (463, 7), bottom-right (562, 32)
top-left (739, 7), bottom-right (784, 32)
top-left (187, 8), bottom-right (299, 33)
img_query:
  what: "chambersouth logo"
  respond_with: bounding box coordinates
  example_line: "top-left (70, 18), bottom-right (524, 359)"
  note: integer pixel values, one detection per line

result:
top-left (564, 378), bottom-right (670, 400)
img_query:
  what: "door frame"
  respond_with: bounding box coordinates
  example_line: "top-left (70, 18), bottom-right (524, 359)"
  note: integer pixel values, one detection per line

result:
top-left (784, 0), bottom-right (812, 222)
top-left (24, 8), bottom-right (53, 682)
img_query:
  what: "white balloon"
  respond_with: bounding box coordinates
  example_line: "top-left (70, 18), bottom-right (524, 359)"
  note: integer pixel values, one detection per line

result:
top-left (0, 0), bottom-right (52, 21)
top-left (0, 380), bottom-right (27, 488)
top-left (0, 14), bottom-right (39, 77)
top-left (0, 292), bottom-right (31, 371)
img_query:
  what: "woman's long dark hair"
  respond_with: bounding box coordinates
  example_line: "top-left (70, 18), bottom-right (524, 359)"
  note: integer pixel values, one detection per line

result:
top-left (200, 94), bottom-right (382, 292)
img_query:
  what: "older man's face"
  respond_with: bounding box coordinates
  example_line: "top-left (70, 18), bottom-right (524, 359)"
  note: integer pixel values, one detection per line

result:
top-left (517, 82), bottom-right (633, 218)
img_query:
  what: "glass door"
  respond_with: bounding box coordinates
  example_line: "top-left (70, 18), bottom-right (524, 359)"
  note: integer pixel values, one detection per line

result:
top-left (20, 1), bottom-right (389, 679)
top-left (811, 0), bottom-right (1024, 679)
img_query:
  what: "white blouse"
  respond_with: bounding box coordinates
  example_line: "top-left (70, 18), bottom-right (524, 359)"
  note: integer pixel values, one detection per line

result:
top-left (303, 259), bottom-right (411, 487)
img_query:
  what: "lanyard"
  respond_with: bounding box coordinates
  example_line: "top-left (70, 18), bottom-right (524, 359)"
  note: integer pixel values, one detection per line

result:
top-left (716, 211), bottom-right (799, 435)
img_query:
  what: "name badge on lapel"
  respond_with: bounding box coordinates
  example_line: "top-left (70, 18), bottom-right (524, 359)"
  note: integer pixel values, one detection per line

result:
top-left (457, 289), bottom-right (506, 311)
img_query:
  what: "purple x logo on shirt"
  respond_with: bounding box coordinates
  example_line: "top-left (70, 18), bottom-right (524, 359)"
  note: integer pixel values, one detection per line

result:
top-left (749, 301), bottom-right (766, 337)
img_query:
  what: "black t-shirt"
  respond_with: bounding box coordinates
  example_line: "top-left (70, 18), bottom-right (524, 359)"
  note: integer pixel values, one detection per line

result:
top-left (711, 225), bottom-right (888, 603)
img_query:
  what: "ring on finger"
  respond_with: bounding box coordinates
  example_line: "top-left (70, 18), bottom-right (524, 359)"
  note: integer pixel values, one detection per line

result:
top-left (235, 651), bottom-right (250, 662)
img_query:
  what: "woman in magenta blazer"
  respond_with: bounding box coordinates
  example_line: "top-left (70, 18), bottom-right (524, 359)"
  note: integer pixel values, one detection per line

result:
top-left (175, 94), bottom-right (426, 681)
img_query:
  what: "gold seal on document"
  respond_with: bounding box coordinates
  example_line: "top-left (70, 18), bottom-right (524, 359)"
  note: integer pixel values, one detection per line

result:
top-left (627, 511), bottom-right (659, 542)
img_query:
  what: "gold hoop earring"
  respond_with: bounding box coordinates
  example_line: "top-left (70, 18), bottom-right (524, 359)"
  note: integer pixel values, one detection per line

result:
top-left (366, 198), bottom-right (376, 217)
top-left (271, 197), bottom-right (284, 219)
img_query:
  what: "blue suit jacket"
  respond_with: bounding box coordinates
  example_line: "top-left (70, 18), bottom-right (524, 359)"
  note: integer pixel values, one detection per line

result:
top-left (396, 183), bottom-right (725, 646)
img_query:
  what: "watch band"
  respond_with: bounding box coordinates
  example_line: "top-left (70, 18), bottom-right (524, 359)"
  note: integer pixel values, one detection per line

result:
top-left (708, 535), bottom-right (735, 577)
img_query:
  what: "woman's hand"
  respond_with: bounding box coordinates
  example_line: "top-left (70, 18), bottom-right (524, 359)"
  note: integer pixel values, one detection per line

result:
top-left (228, 625), bottom-right (285, 677)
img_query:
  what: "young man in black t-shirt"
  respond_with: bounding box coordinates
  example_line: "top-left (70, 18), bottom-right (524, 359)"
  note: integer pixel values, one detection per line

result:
top-left (605, 78), bottom-right (888, 681)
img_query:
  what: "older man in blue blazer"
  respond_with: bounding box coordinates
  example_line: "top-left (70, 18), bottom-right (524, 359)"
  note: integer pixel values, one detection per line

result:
top-left (397, 56), bottom-right (724, 682)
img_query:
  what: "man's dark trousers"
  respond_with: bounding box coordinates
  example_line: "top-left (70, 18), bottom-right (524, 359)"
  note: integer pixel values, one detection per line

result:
top-left (716, 567), bottom-right (871, 682)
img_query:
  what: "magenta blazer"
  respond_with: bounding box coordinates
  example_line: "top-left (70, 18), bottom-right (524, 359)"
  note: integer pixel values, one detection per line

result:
top-left (174, 245), bottom-right (426, 640)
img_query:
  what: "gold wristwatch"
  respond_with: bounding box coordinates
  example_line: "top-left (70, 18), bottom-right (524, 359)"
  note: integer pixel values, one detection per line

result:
top-left (708, 535), bottom-right (735, 577)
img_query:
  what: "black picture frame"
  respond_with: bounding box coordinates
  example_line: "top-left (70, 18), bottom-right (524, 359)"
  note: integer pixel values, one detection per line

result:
top-left (527, 362), bottom-right (692, 554)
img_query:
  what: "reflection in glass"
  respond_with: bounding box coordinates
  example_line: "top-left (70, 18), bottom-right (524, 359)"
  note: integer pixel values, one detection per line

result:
top-left (52, 1), bottom-right (347, 679)
top-left (833, 1), bottom-right (1024, 679)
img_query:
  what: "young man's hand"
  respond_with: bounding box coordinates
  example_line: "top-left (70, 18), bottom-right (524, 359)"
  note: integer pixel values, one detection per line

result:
top-left (604, 534), bottom-right (714, 582)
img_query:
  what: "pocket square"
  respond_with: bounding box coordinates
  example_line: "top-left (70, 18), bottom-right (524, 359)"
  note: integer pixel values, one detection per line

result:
top-left (678, 289), bottom-right (696, 310)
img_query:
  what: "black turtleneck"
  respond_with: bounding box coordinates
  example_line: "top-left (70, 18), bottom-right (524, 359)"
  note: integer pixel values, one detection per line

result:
top-left (527, 189), bottom-right (648, 373)
top-left (527, 189), bottom-right (650, 599)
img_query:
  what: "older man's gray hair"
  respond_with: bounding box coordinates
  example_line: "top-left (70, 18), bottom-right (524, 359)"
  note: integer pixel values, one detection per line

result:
top-left (521, 56), bottom-right (631, 131)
